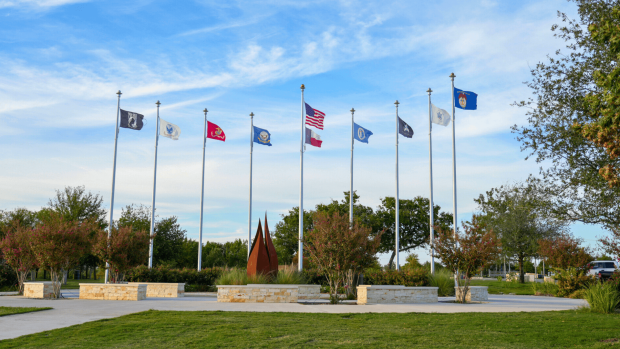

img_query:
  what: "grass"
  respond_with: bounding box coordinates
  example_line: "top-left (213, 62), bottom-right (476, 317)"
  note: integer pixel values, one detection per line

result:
top-left (214, 268), bottom-right (269, 285)
top-left (584, 282), bottom-right (620, 314)
top-left (2, 310), bottom-right (620, 348)
top-left (469, 280), bottom-right (535, 295)
top-left (0, 307), bottom-right (51, 317)
top-left (428, 269), bottom-right (454, 296)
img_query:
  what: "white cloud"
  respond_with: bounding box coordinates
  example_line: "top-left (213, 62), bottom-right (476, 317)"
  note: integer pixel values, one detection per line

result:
top-left (0, 0), bottom-right (88, 9)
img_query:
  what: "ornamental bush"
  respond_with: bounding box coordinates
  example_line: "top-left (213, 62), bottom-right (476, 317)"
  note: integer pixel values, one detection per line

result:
top-left (363, 268), bottom-right (429, 287)
top-left (0, 262), bottom-right (18, 291)
top-left (92, 226), bottom-right (150, 283)
top-left (0, 224), bottom-right (37, 294)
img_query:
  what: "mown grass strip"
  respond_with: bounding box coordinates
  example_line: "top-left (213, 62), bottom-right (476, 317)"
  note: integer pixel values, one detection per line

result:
top-left (0, 307), bottom-right (52, 317)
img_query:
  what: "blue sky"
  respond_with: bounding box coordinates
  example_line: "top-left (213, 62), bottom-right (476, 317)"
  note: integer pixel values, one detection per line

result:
top-left (0, 0), bottom-right (603, 265)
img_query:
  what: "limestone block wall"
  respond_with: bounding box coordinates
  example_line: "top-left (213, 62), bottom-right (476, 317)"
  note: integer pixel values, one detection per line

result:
top-left (455, 286), bottom-right (488, 302)
top-left (23, 282), bottom-right (58, 299)
top-left (127, 283), bottom-right (184, 298)
top-left (79, 283), bottom-right (147, 301)
top-left (356, 285), bottom-right (439, 305)
top-left (217, 284), bottom-right (320, 303)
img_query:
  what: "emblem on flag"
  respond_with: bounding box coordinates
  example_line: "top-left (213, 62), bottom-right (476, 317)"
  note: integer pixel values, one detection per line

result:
top-left (431, 104), bottom-right (451, 126)
top-left (119, 109), bottom-right (144, 130)
top-left (305, 103), bottom-right (325, 130)
top-left (159, 118), bottom-right (181, 140)
top-left (454, 88), bottom-right (478, 110)
top-left (207, 121), bottom-right (226, 141)
top-left (253, 126), bottom-right (272, 146)
top-left (354, 123), bottom-right (373, 143)
top-left (305, 127), bottom-right (322, 147)
top-left (398, 117), bottom-right (414, 138)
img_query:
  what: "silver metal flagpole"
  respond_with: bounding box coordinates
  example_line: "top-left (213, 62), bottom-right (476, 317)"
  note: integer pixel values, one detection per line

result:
top-left (105, 90), bottom-right (122, 284)
top-left (198, 108), bottom-right (208, 271)
top-left (350, 108), bottom-right (355, 225)
top-left (450, 72), bottom-right (458, 287)
top-left (394, 100), bottom-right (400, 271)
top-left (428, 88), bottom-right (435, 276)
top-left (148, 100), bottom-right (161, 269)
top-left (299, 84), bottom-right (305, 272)
top-left (248, 112), bottom-right (254, 259)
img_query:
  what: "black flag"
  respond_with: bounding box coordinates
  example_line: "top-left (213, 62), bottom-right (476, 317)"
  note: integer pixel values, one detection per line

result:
top-left (398, 117), bottom-right (413, 138)
top-left (120, 109), bottom-right (144, 130)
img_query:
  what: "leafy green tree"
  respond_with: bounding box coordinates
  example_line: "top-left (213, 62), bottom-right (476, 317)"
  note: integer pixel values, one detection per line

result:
top-left (0, 208), bottom-right (38, 240)
top-left (272, 207), bottom-right (313, 264)
top-left (375, 196), bottom-right (453, 268)
top-left (513, 0), bottom-right (620, 228)
top-left (475, 182), bottom-right (565, 283)
top-left (44, 186), bottom-right (107, 228)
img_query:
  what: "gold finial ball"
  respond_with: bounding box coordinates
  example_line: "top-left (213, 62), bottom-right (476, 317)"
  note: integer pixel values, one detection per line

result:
top-left (394, 100), bottom-right (400, 105)
top-left (156, 100), bottom-right (161, 106)
top-left (203, 108), bottom-right (208, 113)
top-left (427, 88), bottom-right (432, 93)
top-left (116, 90), bottom-right (122, 96)
top-left (350, 108), bottom-right (355, 113)
top-left (449, 72), bottom-right (456, 78)
top-left (250, 112), bottom-right (254, 117)
top-left (301, 84), bottom-right (305, 90)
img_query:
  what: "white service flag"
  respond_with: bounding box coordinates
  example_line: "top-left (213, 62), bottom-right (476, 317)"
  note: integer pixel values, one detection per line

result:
top-left (431, 103), bottom-right (451, 126)
top-left (160, 118), bottom-right (181, 140)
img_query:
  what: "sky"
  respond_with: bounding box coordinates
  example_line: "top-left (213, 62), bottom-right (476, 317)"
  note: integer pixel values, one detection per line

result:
top-left (0, 0), bottom-right (604, 266)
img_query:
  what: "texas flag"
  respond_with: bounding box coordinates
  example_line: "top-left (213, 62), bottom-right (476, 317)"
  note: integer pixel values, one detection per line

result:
top-left (305, 127), bottom-right (322, 148)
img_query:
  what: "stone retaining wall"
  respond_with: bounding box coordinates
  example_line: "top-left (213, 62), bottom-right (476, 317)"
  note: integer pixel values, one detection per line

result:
top-left (23, 282), bottom-right (58, 299)
top-left (127, 283), bottom-right (184, 298)
top-left (217, 284), bottom-right (320, 303)
top-left (455, 286), bottom-right (488, 302)
top-left (356, 285), bottom-right (438, 305)
top-left (79, 283), bottom-right (147, 301)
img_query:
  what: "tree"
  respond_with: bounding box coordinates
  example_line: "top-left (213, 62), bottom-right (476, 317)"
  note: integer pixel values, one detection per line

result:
top-left (578, 6), bottom-right (620, 187)
top-left (45, 186), bottom-right (107, 228)
top-left (0, 224), bottom-right (37, 294)
top-left (29, 213), bottom-right (95, 298)
top-left (513, 0), bottom-right (620, 228)
top-left (375, 196), bottom-right (453, 268)
top-left (475, 182), bottom-right (564, 283)
top-left (272, 207), bottom-right (313, 264)
top-left (598, 227), bottom-right (620, 261)
top-left (433, 216), bottom-right (501, 303)
top-left (93, 226), bottom-right (150, 282)
top-left (538, 234), bottom-right (593, 270)
top-left (304, 211), bottom-right (381, 303)
top-left (0, 208), bottom-right (38, 241)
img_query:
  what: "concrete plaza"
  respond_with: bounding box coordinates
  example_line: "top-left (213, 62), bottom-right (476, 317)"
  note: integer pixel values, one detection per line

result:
top-left (0, 291), bottom-right (586, 341)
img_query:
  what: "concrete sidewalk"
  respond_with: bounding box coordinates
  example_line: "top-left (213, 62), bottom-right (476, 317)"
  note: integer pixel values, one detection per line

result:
top-left (0, 293), bottom-right (586, 341)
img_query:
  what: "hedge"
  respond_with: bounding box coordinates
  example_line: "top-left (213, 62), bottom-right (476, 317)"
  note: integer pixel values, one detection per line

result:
top-left (0, 262), bottom-right (18, 290)
top-left (126, 265), bottom-right (222, 286)
top-left (363, 268), bottom-right (429, 287)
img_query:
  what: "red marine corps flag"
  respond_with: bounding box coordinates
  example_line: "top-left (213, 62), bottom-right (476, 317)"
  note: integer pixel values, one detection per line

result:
top-left (207, 121), bottom-right (226, 141)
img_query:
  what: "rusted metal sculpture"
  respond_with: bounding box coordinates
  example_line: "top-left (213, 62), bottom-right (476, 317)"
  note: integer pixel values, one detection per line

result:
top-left (247, 219), bottom-right (271, 277)
top-left (264, 214), bottom-right (278, 277)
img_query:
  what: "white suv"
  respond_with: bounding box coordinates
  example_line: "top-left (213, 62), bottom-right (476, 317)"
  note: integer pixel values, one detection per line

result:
top-left (588, 260), bottom-right (619, 280)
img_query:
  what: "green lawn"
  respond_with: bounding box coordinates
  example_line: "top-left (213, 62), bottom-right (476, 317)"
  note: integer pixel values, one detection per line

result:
top-left (0, 307), bottom-right (51, 317)
top-left (469, 280), bottom-right (536, 295)
top-left (1, 310), bottom-right (619, 348)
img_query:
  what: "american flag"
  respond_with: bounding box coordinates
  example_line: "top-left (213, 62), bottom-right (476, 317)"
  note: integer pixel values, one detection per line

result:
top-left (305, 103), bottom-right (325, 130)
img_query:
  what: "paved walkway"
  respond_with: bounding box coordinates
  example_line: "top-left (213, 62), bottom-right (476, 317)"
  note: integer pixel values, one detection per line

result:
top-left (0, 292), bottom-right (586, 341)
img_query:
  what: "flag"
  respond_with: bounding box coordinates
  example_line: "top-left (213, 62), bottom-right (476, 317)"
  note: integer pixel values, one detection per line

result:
top-left (207, 121), bottom-right (226, 142)
top-left (160, 118), bottom-right (181, 140)
top-left (305, 103), bottom-right (325, 130)
top-left (431, 103), bottom-right (451, 126)
top-left (398, 117), bottom-right (414, 138)
top-left (454, 88), bottom-right (478, 110)
top-left (253, 126), bottom-right (272, 146)
top-left (305, 127), bottom-right (322, 148)
top-left (120, 109), bottom-right (144, 130)
top-left (354, 123), bottom-right (373, 143)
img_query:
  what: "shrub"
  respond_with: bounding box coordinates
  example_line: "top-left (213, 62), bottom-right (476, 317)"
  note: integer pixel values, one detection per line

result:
top-left (364, 268), bottom-right (429, 287)
top-left (92, 226), bottom-right (150, 283)
top-left (274, 268), bottom-right (307, 284)
top-left (584, 282), bottom-right (620, 314)
top-left (554, 267), bottom-right (594, 298)
top-left (0, 224), bottom-right (37, 294)
top-left (531, 281), bottom-right (558, 296)
top-left (0, 263), bottom-right (18, 291)
top-left (428, 269), bottom-right (455, 296)
top-left (302, 268), bottom-right (328, 286)
top-left (126, 265), bottom-right (222, 285)
top-left (569, 289), bottom-right (587, 299)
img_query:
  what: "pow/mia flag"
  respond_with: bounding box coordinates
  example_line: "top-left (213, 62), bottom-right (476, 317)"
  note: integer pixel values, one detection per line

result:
top-left (120, 109), bottom-right (144, 130)
top-left (398, 117), bottom-right (413, 138)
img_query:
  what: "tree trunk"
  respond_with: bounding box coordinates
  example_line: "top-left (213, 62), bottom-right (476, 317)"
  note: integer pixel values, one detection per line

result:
top-left (388, 250), bottom-right (396, 270)
top-left (518, 255), bottom-right (525, 283)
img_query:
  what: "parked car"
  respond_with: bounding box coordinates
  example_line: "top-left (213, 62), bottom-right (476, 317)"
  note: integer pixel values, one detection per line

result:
top-left (587, 260), bottom-right (619, 280)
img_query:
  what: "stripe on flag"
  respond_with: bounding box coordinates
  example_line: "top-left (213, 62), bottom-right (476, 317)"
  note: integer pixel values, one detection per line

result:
top-left (305, 103), bottom-right (325, 130)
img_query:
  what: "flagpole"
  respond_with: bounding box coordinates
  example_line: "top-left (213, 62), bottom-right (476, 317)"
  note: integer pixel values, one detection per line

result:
top-left (148, 100), bottom-right (160, 269)
top-left (105, 90), bottom-right (122, 284)
top-left (394, 100), bottom-right (400, 271)
top-left (299, 84), bottom-right (305, 272)
top-left (450, 72), bottom-right (458, 287)
top-left (248, 112), bottom-right (254, 260)
top-left (350, 108), bottom-right (355, 225)
top-left (427, 88), bottom-right (435, 276)
top-left (198, 108), bottom-right (208, 271)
